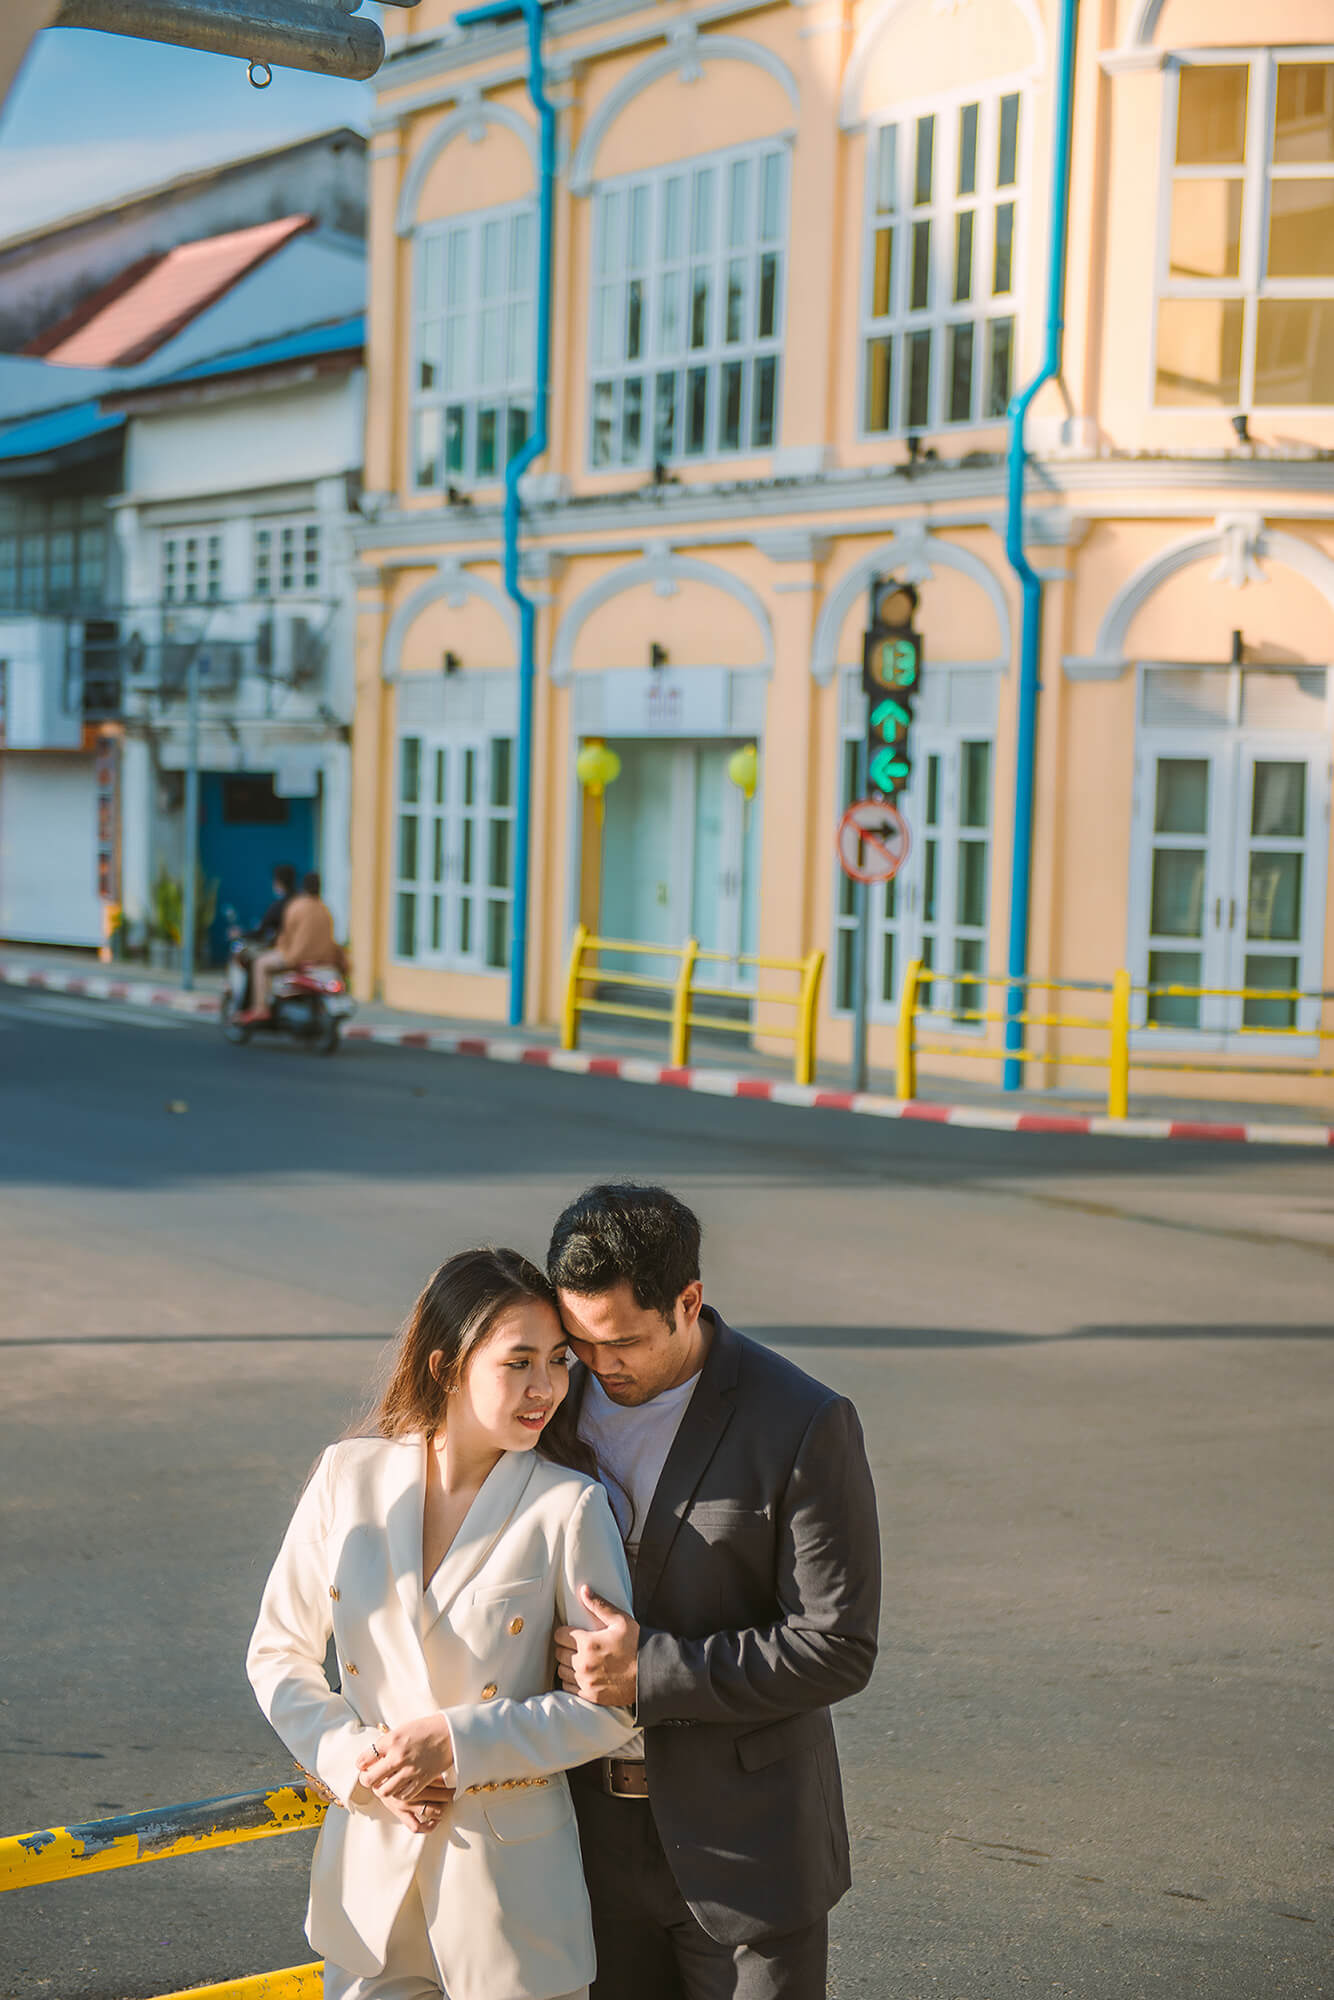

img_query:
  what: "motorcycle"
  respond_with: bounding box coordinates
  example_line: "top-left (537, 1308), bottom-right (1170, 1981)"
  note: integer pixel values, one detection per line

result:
top-left (221, 922), bottom-right (354, 1055)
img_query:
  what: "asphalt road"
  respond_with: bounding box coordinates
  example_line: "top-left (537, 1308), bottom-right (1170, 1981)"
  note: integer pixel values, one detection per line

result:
top-left (1, 988), bottom-right (1331, 2000)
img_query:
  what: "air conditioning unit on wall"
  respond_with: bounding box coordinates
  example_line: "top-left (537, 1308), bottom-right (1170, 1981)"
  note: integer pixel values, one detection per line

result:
top-left (0, 617), bottom-right (82, 749)
top-left (258, 611), bottom-right (327, 687)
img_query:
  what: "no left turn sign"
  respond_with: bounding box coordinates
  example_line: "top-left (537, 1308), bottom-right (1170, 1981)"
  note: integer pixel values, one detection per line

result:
top-left (837, 798), bottom-right (910, 884)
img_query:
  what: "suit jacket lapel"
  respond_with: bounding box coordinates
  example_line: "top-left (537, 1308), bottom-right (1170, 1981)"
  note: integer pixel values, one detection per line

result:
top-left (382, 1434), bottom-right (427, 1636)
top-left (421, 1449), bottom-right (538, 1633)
top-left (632, 1310), bottom-right (739, 1621)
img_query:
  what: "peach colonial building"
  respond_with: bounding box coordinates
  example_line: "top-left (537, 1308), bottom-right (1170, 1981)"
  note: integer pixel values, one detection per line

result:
top-left (350, 0), bottom-right (1334, 1107)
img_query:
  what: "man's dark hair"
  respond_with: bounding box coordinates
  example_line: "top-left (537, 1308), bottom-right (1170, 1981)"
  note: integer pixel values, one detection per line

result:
top-left (273, 863), bottom-right (297, 894)
top-left (547, 1183), bottom-right (701, 1322)
top-left (302, 870), bottom-right (321, 896)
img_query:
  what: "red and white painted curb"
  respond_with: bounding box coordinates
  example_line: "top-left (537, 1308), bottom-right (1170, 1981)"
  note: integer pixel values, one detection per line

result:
top-left (4, 960), bottom-right (1333, 1150)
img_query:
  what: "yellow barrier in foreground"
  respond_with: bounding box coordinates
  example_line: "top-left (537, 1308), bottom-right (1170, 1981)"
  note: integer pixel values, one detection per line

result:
top-left (153, 1966), bottom-right (322, 2000)
top-left (897, 961), bottom-right (1334, 1116)
top-left (1, 1785), bottom-right (327, 2000)
top-left (562, 926), bottom-right (825, 1086)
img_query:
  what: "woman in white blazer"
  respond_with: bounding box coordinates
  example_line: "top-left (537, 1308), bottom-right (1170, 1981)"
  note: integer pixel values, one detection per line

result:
top-left (247, 1248), bottom-right (636, 2000)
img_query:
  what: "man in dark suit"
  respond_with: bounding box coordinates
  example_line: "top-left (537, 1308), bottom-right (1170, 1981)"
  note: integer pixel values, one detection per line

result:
top-left (550, 1183), bottom-right (881, 2000)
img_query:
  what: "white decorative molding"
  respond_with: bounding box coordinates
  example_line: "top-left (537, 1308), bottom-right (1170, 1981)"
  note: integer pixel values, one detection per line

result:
top-left (569, 31), bottom-right (801, 196)
top-left (811, 528), bottom-right (1012, 684)
top-left (1100, 0), bottom-right (1172, 72)
top-left (1212, 511), bottom-right (1265, 590)
top-left (550, 547), bottom-right (775, 684)
top-left (395, 97), bottom-right (538, 235)
top-left (1061, 523), bottom-right (1334, 680)
top-left (381, 561), bottom-right (518, 680)
top-left (520, 549), bottom-right (567, 585)
top-left (1099, 46), bottom-right (1167, 75)
top-left (519, 471), bottom-right (571, 505)
top-left (1127, 0), bottom-right (1166, 46)
top-left (642, 540), bottom-right (680, 597)
top-left (894, 518), bottom-right (934, 583)
top-left (1062, 656), bottom-right (1127, 681)
top-left (754, 530), bottom-right (831, 565)
top-left (771, 444), bottom-right (832, 478)
top-left (839, 0), bottom-right (1045, 130)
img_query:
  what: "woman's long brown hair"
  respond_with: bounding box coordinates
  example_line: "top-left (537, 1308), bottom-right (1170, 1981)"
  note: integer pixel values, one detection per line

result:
top-left (360, 1246), bottom-right (595, 1478)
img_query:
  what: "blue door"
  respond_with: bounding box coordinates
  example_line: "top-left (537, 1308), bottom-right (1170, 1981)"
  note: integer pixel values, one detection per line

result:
top-left (198, 773), bottom-right (317, 965)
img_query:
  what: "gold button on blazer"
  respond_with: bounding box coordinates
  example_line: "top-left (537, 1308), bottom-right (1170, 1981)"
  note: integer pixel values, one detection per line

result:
top-left (246, 1439), bottom-right (635, 2000)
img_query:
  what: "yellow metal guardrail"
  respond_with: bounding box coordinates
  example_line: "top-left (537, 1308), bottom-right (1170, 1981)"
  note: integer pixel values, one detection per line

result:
top-left (1, 1784), bottom-right (327, 2000)
top-left (561, 925), bottom-right (825, 1086)
top-left (897, 961), bottom-right (1334, 1117)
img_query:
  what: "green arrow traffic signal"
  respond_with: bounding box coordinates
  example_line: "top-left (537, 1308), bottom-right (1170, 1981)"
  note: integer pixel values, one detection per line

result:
top-left (869, 748), bottom-right (911, 793)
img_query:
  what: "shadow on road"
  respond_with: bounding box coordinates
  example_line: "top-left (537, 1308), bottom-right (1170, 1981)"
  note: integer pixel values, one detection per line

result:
top-left (748, 1320), bottom-right (1334, 1347)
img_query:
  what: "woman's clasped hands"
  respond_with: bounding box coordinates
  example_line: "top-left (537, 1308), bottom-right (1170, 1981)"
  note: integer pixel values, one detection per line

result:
top-left (355, 1713), bottom-right (456, 1834)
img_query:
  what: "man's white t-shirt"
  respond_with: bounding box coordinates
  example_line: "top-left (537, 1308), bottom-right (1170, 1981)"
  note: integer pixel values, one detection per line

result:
top-left (577, 1368), bottom-right (701, 1760)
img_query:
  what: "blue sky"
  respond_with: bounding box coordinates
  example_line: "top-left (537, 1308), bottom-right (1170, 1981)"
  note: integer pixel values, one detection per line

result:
top-left (0, 23), bottom-right (373, 238)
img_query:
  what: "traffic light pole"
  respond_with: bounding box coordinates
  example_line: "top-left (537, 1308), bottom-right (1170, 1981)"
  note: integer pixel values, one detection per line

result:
top-left (849, 734), bottom-right (871, 1096)
top-left (180, 648), bottom-right (199, 991)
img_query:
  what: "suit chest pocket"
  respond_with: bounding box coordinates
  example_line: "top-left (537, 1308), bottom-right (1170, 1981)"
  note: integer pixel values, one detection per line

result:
top-left (683, 1504), bottom-right (772, 1555)
top-left (462, 1574), bottom-right (549, 1643)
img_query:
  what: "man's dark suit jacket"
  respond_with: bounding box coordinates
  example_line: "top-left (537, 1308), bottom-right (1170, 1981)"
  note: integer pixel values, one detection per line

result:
top-left (573, 1309), bottom-right (881, 1946)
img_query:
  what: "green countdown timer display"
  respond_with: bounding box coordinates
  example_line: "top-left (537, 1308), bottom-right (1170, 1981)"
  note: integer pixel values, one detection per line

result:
top-left (861, 584), bottom-right (924, 800)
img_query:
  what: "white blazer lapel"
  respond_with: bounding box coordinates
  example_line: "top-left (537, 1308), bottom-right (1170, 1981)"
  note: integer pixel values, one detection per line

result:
top-left (381, 1434), bottom-right (427, 1634)
top-left (422, 1450), bottom-right (539, 1633)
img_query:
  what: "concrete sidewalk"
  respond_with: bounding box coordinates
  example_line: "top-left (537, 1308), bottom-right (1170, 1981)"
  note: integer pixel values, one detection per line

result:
top-left (4, 941), bottom-right (1334, 1145)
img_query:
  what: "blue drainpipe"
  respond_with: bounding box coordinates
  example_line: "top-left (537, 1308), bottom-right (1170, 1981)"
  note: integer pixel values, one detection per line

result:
top-left (455, 0), bottom-right (555, 1026)
top-left (1001, 0), bottom-right (1079, 1090)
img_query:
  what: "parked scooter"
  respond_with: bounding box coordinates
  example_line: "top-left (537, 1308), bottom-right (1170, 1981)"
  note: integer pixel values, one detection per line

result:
top-left (221, 916), bottom-right (353, 1054)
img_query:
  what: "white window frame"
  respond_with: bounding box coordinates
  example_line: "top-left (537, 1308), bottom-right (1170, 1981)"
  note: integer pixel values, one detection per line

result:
top-left (410, 201), bottom-right (537, 491)
top-left (161, 527), bottom-right (223, 605)
top-left (254, 516), bottom-right (323, 600)
top-left (587, 140), bottom-right (790, 471)
top-left (859, 77), bottom-right (1028, 440)
top-left (392, 730), bottom-right (517, 974)
top-left (1152, 48), bottom-right (1334, 413)
top-left (832, 668), bottom-right (997, 1022)
top-left (1126, 663), bottom-right (1332, 1049)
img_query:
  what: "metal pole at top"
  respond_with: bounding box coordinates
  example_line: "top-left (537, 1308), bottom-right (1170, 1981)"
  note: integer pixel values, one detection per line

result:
top-left (849, 736), bottom-right (871, 1096)
top-left (1000, 0), bottom-right (1079, 1090)
top-left (454, 0), bottom-right (554, 1029)
top-left (180, 650), bottom-right (199, 992)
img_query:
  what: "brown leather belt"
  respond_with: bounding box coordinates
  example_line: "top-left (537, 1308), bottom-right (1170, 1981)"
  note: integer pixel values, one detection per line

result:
top-left (597, 1757), bottom-right (649, 1799)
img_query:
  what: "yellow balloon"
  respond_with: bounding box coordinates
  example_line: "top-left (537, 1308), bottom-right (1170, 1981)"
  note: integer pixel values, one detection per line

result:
top-left (727, 743), bottom-right (759, 801)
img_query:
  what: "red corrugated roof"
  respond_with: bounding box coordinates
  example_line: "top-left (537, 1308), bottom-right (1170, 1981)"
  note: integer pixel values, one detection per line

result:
top-left (31, 215), bottom-right (314, 369)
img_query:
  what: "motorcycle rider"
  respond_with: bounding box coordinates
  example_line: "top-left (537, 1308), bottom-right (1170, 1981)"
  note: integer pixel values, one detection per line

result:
top-left (231, 863), bottom-right (297, 1009)
top-left (239, 871), bottom-right (344, 1024)
top-left (251, 862), bottom-right (298, 948)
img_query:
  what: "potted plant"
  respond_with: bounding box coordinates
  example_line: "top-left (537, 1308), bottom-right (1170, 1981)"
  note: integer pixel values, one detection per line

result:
top-left (149, 866), bottom-right (183, 971)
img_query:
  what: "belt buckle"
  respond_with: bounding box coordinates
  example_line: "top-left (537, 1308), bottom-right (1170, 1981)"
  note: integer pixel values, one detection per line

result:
top-left (601, 1758), bottom-right (648, 1800)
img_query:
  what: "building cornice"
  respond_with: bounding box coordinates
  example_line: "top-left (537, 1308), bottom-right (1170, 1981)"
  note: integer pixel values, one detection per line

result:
top-left (351, 452), bottom-right (1334, 562)
top-left (372, 0), bottom-right (782, 128)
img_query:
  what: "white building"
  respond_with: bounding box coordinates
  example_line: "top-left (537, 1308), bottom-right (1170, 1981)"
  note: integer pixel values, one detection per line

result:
top-left (109, 315), bottom-right (364, 952)
top-left (0, 142), bottom-right (366, 957)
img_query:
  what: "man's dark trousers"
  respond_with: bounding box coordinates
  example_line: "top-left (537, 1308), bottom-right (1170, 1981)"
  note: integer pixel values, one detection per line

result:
top-left (573, 1777), bottom-right (828, 2000)
top-left (570, 1311), bottom-right (881, 2000)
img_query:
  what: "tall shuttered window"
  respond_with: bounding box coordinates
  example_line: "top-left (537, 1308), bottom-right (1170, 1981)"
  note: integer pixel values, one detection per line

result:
top-left (862, 89), bottom-right (1022, 437)
top-left (589, 142), bottom-right (789, 469)
top-left (1155, 54), bottom-right (1334, 408)
top-left (393, 732), bottom-right (516, 972)
top-left (412, 204), bottom-right (536, 487)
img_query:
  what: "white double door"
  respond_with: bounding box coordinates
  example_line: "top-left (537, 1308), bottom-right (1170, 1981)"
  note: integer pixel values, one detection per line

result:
top-left (1132, 729), bottom-right (1330, 1036)
top-left (599, 739), bottom-right (759, 982)
top-left (836, 726), bottom-right (995, 1020)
